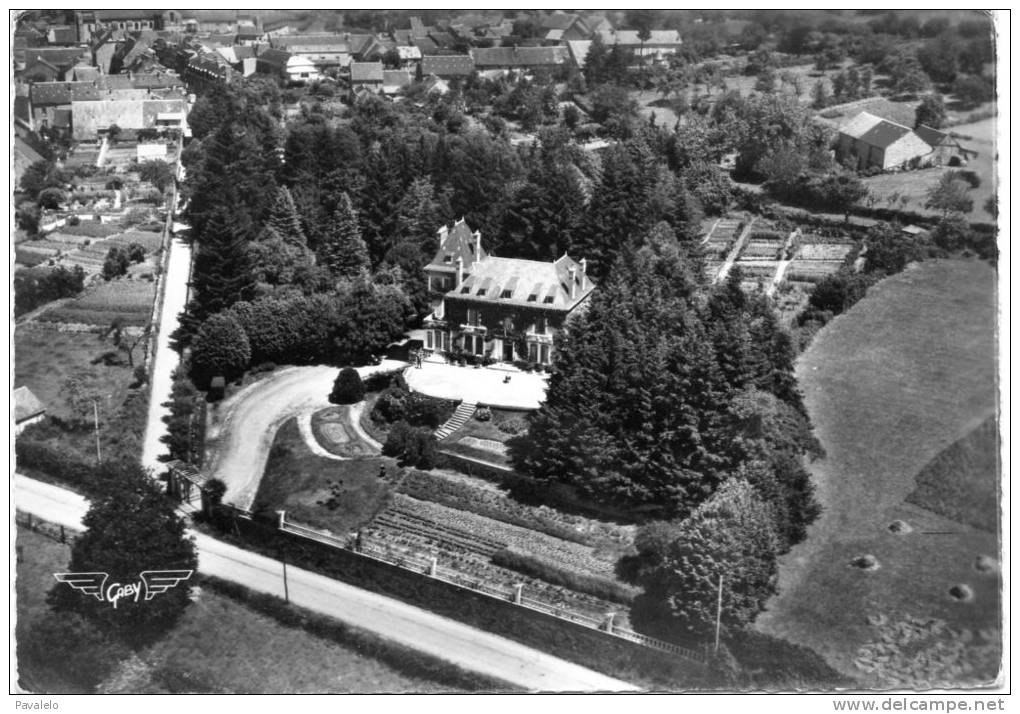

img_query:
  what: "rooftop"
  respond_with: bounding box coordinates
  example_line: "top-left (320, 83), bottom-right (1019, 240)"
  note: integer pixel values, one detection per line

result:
top-left (470, 46), bottom-right (569, 68)
top-left (420, 54), bottom-right (475, 76)
top-left (350, 61), bottom-right (384, 82)
top-left (14, 386), bottom-right (46, 423)
top-left (449, 254), bottom-right (595, 310)
top-left (427, 218), bottom-right (487, 272)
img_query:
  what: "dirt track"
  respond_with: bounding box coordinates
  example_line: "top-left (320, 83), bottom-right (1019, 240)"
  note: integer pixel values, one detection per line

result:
top-left (204, 363), bottom-right (405, 511)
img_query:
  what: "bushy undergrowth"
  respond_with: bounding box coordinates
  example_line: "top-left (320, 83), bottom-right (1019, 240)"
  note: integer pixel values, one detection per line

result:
top-left (491, 548), bottom-right (636, 605)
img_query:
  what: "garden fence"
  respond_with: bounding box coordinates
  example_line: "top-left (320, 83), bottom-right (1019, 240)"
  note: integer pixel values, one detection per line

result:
top-left (279, 514), bottom-right (707, 664)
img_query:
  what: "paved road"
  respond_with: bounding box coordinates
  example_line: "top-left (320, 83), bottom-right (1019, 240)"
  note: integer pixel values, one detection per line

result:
top-left (14, 474), bottom-right (639, 692)
top-left (140, 236), bottom-right (193, 473)
top-left (205, 362), bottom-right (405, 511)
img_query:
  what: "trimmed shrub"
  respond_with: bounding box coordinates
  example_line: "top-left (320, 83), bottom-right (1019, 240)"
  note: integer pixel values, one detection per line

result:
top-left (383, 421), bottom-right (438, 469)
top-left (330, 367), bottom-right (365, 405)
top-left (371, 386), bottom-right (456, 428)
top-left (475, 406), bottom-right (492, 422)
top-left (491, 548), bottom-right (637, 605)
top-left (496, 417), bottom-right (529, 436)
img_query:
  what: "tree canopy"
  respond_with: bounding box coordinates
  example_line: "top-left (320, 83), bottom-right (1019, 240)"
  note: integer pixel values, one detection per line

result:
top-left (48, 460), bottom-right (198, 647)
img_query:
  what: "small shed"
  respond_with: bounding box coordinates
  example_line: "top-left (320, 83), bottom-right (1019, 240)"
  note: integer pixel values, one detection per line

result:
top-left (14, 386), bottom-right (46, 434)
top-left (209, 376), bottom-right (226, 401)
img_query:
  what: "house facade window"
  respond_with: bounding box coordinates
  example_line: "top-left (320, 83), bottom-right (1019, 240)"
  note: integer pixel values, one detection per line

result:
top-left (467, 308), bottom-right (481, 325)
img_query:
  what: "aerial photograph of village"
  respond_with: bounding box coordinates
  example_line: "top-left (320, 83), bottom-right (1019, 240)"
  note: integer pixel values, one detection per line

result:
top-left (11, 8), bottom-right (1003, 700)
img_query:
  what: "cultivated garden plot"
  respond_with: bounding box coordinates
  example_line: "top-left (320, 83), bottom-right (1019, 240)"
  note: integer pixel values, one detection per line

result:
top-left (39, 277), bottom-right (156, 327)
top-left (263, 403), bottom-right (643, 627)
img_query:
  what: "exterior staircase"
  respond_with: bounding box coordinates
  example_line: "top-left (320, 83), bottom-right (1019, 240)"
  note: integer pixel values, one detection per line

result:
top-left (435, 401), bottom-right (477, 441)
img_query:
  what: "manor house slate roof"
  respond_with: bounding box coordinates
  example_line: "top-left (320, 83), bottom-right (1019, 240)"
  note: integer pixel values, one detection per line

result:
top-left (427, 219), bottom-right (487, 273)
top-left (451, 255), bottom-right (595, 311)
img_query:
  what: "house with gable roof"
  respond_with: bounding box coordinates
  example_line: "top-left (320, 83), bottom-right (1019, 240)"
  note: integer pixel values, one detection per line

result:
top-left (836, 111), bottom-right (947, 171)
top-left (423, 219), bottom-right (595, 365)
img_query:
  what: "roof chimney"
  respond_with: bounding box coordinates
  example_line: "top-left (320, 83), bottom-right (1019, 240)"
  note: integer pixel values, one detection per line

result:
top-left (456, 256), bottom-right (464, 286)
top-left (473, 230), bottom-right (481, 260)
top-left (437, 223), bottom-right (449, 246)
top-left (579, 258), bottom-right (587, 290)
top-left (568, 266), bottom-right (576, 300)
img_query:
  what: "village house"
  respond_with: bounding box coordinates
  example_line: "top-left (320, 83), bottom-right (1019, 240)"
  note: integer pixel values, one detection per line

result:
top-left (182, 10), bottom-right (241, 35)
top-left (383, 69), bottom-right (413, 96)
top-left (71, 93), bottom-right (189, 141)
top-left (350, 61), bottom-right (385, 92)
top-left (257, 48), bottom-right (321, 83)
top-left (836, 111), bottom-right (949, 171)
top-left (596, 28), bottom-right (683, 60)
top-left (470, 46), bottom-right (570, 71)
top-left (423, 219), bottom-right (595, 365)
top-left (271, 34), bottom-right (352, 70)
top-left (419, 54), bottom-right (475, 79)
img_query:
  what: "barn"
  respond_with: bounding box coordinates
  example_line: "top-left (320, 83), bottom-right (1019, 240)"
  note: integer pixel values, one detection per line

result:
top-left (836, 112), bottom-right (936, 171)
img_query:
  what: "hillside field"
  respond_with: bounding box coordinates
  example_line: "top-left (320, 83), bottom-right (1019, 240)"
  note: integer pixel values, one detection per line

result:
top-left (755, 258), bottom-right (999, 688)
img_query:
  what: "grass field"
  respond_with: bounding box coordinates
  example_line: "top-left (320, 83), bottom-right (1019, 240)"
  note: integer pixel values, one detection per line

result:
top-left (13, 527), bottom-right (450, 694)
top-left (907, 416), bottom-right (998, 533)
top-left (39, 277), bottom-right (155, 327)
top-left (257, 418), bottom-right (392, 535)
top-left (14, 325), bottom-right (135, 424)
top-left (755, 259), bottom-right (999, 687)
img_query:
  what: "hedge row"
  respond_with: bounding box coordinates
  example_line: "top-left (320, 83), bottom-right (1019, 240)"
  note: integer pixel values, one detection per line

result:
top-left (15, 437), bottom-right (100, 498)
top-left (198, 574), bottom-right (515, 692)
top-left (491, 548), bottom-right (637, 606)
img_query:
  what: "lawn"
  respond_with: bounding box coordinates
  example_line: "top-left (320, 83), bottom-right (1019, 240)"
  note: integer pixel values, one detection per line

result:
top-left (256, 418), bottom-right (393, 535)
top-left (13, 528), bottom-right (452, 694)
top-left (14, 324), bottom-right (135, 425)
top-left (441, 408), bottom-right (529, 467)
top-left (14, 527), bottom-right (83, 693)
top-left (755, 259), bottom-right (999, 687)
top-left (120, 585), bottom-right (458, 693)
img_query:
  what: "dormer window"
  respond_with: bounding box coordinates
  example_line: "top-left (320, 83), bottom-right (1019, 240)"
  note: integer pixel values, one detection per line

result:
top-left (543, 296), bottom-right (554, 304)
top-left (460, 286), bottom-right (471, 294)
top-left (476, 288), bottom-right (486, 296)
top-left (443, 254), bottom-right (452, 263)
top-left (527, 294), bottom-right (538, 302)
top-left (501, 289), bottom-right (513, 299)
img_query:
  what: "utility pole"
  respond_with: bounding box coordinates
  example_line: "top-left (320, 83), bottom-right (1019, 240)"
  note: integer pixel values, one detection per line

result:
top-left (92, 400), bottom-right (102, 463)
top-left (714, 573), bottom-right (724, 654)
top-left (281, 549), bottom-right (290, 604)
